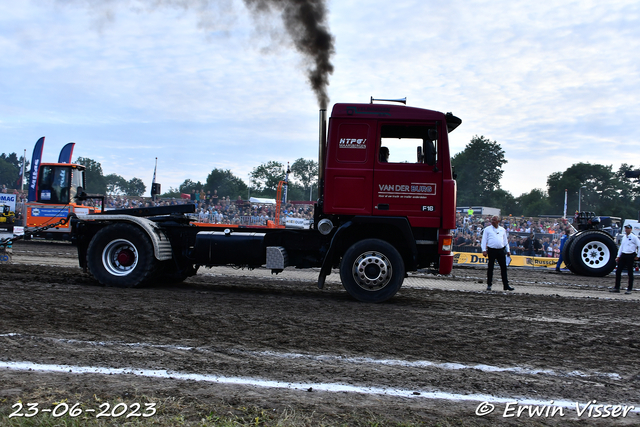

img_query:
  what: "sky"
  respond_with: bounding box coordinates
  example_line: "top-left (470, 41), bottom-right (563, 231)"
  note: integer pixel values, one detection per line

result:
top-left (1, 0), bottom-right (639, 200)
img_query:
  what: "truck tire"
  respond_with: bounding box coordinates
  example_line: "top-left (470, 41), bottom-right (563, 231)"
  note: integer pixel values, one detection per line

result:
top-left (87, 223), bottom-right (157, 288)
top-left (340, 239), bottom-right (405, 303)
top-left (567, 230), bottom-right (617, 277)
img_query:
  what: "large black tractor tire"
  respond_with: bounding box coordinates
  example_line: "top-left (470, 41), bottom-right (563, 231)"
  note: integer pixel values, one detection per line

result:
top-left (339, 239), bottom-right (405, 303)
top-left (566, 230), bottom-right (617, 277)
top-left (87, 223), bottom-right (158, 288)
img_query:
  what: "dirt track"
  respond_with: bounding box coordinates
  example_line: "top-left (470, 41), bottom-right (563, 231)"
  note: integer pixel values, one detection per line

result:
top-left (1, 240), bottom-right (639, 426)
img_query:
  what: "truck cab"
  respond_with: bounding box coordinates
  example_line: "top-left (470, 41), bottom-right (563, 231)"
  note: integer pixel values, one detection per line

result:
top-left (320, 103), bottom-right (460, 276)
top-left (25, 163), bottom-right (97, 239)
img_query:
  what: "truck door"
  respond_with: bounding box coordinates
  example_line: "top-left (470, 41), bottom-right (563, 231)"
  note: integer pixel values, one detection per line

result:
top-left (372, 122), bottom-right (443, 228)
top-left (323, 119), bottom-right (375, 215)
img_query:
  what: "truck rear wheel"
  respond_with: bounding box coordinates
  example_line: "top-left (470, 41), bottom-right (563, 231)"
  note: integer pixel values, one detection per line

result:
top-left (567, 230), bottom-right (617, 277)
top-left (87, 223), bottom-right (157, 288)
top-left (340, 239), bottom-right (405, 303)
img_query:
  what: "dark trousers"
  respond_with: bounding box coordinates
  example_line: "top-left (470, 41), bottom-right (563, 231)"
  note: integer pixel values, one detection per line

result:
top-left (615, 253), bottom-right (635, 290)
top-left (487, 247), bottom-right (509, 288)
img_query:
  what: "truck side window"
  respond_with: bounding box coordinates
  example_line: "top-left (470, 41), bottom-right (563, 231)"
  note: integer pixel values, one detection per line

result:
top-left (380, 125), bottom-right (437, 165)
top-left (70, 169), bottom-right (83, 201)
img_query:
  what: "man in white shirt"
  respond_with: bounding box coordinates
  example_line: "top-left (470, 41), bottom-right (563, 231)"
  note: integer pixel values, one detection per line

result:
top-left (611, 223), bottom-right (640, 294)
top-left (481, 215), bottom-right (514, 291)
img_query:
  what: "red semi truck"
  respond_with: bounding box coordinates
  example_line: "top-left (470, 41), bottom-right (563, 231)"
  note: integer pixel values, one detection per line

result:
top-left (72, 100), bottom-right (461, 302)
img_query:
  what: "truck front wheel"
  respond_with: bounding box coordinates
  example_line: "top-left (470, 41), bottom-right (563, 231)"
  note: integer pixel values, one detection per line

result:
top-left (340, 239), bottom-right (405, 303)
top-left (87, 223), bottom-right (157, 287)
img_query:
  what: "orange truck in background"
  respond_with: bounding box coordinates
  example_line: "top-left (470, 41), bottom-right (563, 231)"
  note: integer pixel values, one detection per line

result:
top-left (25, 162), bottom-right (99, 240)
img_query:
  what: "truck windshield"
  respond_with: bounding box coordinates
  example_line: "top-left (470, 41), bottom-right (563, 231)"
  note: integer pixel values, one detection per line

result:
top-left (38, 165), bottom-right (72, 204)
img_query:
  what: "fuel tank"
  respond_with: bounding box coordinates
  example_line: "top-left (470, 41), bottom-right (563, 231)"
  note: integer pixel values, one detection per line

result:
top-left (193, 230), bottom-right (266, 266)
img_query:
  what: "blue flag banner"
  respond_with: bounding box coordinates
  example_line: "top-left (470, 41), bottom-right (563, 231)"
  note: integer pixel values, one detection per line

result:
top-left (57, 142), bottom-right (75, 163)
top-left (27, 137), bottom-right (45, 202)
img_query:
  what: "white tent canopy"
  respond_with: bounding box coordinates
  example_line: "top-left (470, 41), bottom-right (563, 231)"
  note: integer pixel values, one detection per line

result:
top-left (249, 197), bottom-right (276, 205)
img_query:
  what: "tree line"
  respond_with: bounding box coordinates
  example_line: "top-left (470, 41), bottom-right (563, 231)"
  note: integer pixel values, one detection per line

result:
top-left (163, 158), bottom-right (318, 201)
top-left (453, 136), bottom-right (640, 219)
top-left (0, 152), bottom-right (28, 189)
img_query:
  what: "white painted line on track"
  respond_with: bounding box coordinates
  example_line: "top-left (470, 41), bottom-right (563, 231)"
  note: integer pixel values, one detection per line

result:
top-left (0, 333), bottom-right (621, 380)
top-left (4, 360), bottom-right (636, 412)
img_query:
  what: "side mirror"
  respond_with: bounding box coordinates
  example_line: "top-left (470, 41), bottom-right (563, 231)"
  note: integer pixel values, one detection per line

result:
top-left (75, 186), bottom-right (87, 200)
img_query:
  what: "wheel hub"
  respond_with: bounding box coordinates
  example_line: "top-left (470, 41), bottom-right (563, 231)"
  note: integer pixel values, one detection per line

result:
top-left (352, 251), bottom-right (392, 291)
top-left (580, 241), bottom-right (610, 267)
top-left (116, 249), bottom-right (136, 267)
top-left (102, 239), bottom-right (139, 276)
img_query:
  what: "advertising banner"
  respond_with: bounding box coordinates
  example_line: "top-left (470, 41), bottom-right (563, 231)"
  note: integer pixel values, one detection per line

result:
top-left (57, 142), bottom-right (75, 163)
top-left (453, 252), bottom-right (565, 269)
top-left (0, 193), bottom-right (17, 212)
top-left (29, 207), bottom-right (70, 218)
top-left (27, 137), bottom-right (45, 202)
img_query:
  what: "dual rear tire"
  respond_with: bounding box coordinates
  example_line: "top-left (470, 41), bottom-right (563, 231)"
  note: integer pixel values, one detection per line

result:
top-left (87, 223), bottom-right (158, 287)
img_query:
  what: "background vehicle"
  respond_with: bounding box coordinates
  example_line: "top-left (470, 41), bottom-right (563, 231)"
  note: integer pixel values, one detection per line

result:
top-left (24, 162), bottom-right (100, 240)
top-left (616, 219), bottom-right (640, 245)
top-left (0, 204), bottom-right (15, 233)
top-left (563, 212), bottom-right (621, 277)
top-left (72, 99), bottom-right (461, 302)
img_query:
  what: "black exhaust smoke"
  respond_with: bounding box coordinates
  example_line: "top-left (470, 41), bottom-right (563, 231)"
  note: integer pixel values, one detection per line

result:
top-left (243, 0), bottom-right (334, 109)
top-left (59, 0), bottom-right (335, 109)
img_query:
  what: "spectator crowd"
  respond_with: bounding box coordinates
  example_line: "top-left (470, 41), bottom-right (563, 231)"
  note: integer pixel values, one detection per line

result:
top-left (453, 212), bottom-right (572, 258)
top-left (104, 191), bottom-right (314, 226)
top-left (5, 186), bottom-right (314, 227)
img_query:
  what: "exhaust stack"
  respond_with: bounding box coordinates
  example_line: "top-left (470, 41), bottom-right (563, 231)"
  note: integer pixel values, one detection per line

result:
top-left (318, 109), bottom-right (327, 198)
